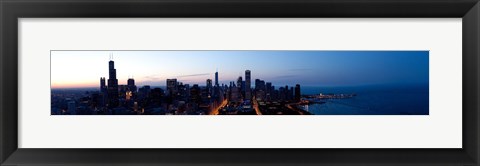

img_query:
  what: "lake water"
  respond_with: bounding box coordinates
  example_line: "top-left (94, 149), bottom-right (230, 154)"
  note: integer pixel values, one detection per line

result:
top-left (299, 85), bottom-right (429, 115)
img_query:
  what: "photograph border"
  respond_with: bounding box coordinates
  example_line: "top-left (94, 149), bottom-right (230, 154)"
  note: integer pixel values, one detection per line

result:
top-left (1, 0), bottom-right (479, 165)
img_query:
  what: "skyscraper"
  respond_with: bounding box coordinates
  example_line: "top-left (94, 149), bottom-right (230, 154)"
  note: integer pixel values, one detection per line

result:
top-left (255, 79), bottom-right (260, 90)
top-left (255, 79), bottom-right (265, 91)
top-left (127, 78), bottom-right (136, 101)
top-left (215, 70), bottom-right (219, 86)
top-left (206, 79), bottom-right (213, 97)
top-left (127, 78), bottom-right (137, 93)
top-left (237, 76), bottom-right (242, 89)
top-left (266, 82), bottom-right (272, 101)
top-left (245, 70), bottom-right (251, 100)
top-left (167, 79), bottom-right (178, 97)
top-left (254, 79), bottom-right (266, 101)
top-left (100, 77), bottom-right (107, 107)
top-left (237, 76), bottom-right (243, 99)
top-left (100, 77), bottom-right (106, 92)
top-left (178, 82), bottom-right (190, 102)
top-left (295, 84), bottom-right (301, 102)
top-left (190, 84), bottom-right (201, 104)
top-left (107, 60), bottom-right (119, 108)
top-left (207, 79), bottom-right (213, 88)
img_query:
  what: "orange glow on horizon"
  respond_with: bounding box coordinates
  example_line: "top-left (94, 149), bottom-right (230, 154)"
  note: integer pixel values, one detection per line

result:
top-left (51, 76), bottom-right (231, 89)
top-left (51, 82), bottom-right (98, 89)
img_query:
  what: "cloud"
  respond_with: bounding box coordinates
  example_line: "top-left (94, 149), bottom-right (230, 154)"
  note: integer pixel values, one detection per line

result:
top-left (176, 73), bottom-right (210, 78)
top-left (142, 75), bottom-right (161, 81)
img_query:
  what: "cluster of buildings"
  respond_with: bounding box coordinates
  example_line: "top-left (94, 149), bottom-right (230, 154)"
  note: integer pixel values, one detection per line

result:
top-left (51, 59), bottom-right (305, 115)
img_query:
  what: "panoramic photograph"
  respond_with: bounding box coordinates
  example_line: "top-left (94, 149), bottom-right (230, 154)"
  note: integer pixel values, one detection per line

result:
top-left (51, 50), bottom-right (429, 115)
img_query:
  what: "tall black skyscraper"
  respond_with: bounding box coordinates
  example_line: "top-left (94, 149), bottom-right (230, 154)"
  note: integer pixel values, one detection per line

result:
top-left (237, 76), bottom-right (243, 91)
top-left (100, 77), bottom-right (107, 107)
top-left (245, 70), bottom-right (251, 100)
top-left (100, 77), bottom-right (107, 93)
top-left (295, 84), bottom-right (301, 102)
top-left (236, 76), bottom-right (243, 98)
top-left (215, 70), bottom-right (219, 86)
top-left (107, 60), bottom-right (119, 108)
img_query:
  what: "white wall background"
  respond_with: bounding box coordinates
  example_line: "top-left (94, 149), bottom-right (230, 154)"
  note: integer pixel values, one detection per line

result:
top-left (18, 18), bottom-right (462, 148)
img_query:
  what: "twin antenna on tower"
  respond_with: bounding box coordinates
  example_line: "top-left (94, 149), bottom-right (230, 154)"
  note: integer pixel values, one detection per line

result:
top-left (109, 53), bottom-right (114, 60)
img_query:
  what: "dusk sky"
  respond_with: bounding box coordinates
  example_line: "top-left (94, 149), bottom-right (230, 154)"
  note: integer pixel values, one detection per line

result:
top-left (51, 51), bottom-right (429, 88)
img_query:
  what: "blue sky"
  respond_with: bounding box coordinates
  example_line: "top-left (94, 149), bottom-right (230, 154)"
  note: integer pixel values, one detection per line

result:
top-left (51, 50), bottom-right (429, 88)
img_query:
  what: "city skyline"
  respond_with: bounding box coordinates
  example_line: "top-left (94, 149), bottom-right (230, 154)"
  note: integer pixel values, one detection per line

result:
top-left (51, 51), bottom-right (429, 89)
top-left (53, 57), bottom-right (308, 115)
top-left (51, 50), bottom-right (429, 115)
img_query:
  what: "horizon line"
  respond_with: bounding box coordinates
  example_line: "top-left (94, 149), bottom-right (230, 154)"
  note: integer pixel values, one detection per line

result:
top-left (51, 83), bottom-right (429, 90)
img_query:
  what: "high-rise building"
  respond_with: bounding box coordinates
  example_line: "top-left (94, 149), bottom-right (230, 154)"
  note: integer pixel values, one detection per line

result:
top-left (241, 81), bottom-right (246, 97)
top-left (255, 79), bottom-right (265, 91)
top-left (266, 82), bottom-right (272, 101)
top-left (178, 82), bottom-right (190, 102)
top-left (295, 84), bottom-right (301, 102)
top-left (254, 79), bottom-right (266, 101)
top-left (167, 79), bottom-right (178, 97)
top-left (127, 78), bottom-right (137, 93)
top-left (100, 77), bottom-right (107, 107)
top-left (215, 70), bottom-right (219, 86)
top-left (237, 76), bottom-right (243, 99)
top-left (255, 79), bottom-right (260, 90)
top-left (229, 81), bottom-right (240, 102)
top-left (107, 60), bottom-right (119, 108)
top-left (237, 76), bottom-right (243, 89)
top-left (266, 82), bottom-right (272, 93)
top-left (245, 70), bottom-right (251, 100)
top-left (100, 77), bottom-right (106, 92)
top-left (190, 84), bottom-right (201, 104)
top-left (206, 79), bottom-right (213, 97)
top-left (206, 79), bottom-right (213, 89)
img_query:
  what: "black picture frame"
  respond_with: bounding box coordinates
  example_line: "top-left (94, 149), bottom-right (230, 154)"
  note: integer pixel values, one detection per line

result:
top-left (1, 0), bottom-right (479, 165)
